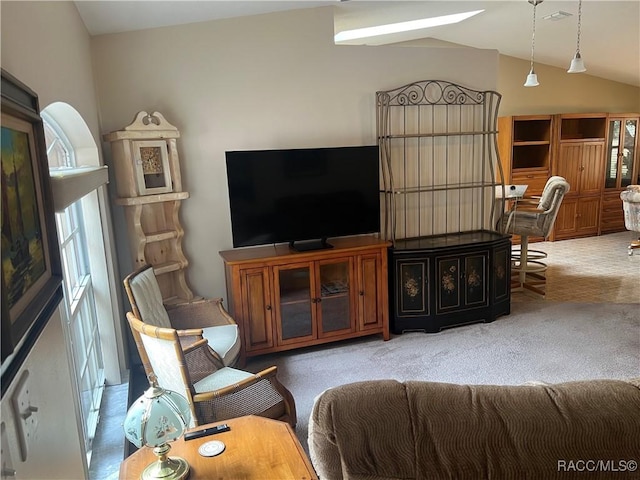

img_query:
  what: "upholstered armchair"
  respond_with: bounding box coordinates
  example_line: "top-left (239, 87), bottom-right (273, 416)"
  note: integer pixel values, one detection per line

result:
top-left (499, 176), bottom-right (570, 296)
top-left (124, 265), bottom-right (242, 367)
top-left (127, 312), bottom-right (296, 428)
top-left (621, 185), bottom-right (640, 255)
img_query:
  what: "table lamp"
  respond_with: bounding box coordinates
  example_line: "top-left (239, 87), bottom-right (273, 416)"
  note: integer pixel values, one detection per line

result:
top-left (123, 375), bottom-right (192, 480)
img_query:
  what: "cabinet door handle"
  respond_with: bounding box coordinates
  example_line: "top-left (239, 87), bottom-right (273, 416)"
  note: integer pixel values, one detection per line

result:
top-left (266, 305), bottom-right (272, 310)
top-left (359, 290), bottom-right (364, 296)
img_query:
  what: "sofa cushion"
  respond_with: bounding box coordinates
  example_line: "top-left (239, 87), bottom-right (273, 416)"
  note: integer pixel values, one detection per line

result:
top-left (309, 380), bottom-right (416, 480)
top-left (309, 378), bottom-right (640, 480)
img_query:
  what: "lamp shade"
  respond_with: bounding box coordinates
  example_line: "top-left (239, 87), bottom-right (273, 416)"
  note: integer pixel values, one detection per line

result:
top-left (123, 383), bottom-right (191, 449)
top-left (524, 71), bottom-right (539, 87)
top-left (567, 52), bottom-right (586, 73)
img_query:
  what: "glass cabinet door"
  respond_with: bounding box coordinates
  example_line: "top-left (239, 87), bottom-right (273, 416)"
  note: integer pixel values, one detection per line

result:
top-left (606, 118), bottom-right (638, 188)
top-left (276, 265), bottom-right (313, 342)
top-left (318, 259), bottom-right (352, 335)
top-left (621, 119), bottom-right (637, 187)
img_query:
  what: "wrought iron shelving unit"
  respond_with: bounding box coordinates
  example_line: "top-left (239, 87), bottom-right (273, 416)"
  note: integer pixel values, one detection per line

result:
top-left (376, 80), bottom-right (511, 333)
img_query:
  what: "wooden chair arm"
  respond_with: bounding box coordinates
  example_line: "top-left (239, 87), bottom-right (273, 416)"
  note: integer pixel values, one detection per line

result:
top-left (176, 328), bottom-right (204, 337)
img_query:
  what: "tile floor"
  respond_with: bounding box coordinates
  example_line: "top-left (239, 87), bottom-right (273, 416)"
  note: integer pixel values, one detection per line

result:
top-left (511, 231), bottom-right (640, 304)
top-left (88, 231), bottom-right (640, 480)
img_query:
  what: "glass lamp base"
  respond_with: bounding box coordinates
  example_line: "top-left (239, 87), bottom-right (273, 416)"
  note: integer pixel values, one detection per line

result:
top-left (142, 455), bottom-right (190, 480)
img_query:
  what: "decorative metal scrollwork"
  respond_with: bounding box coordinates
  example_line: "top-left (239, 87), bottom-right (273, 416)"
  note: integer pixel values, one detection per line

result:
top-left (377, 80), bottom-right (487, 107)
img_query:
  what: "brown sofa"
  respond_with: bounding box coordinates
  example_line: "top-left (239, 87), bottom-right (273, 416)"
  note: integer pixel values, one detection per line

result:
top-left (308, 378), bottom-right (640, 479)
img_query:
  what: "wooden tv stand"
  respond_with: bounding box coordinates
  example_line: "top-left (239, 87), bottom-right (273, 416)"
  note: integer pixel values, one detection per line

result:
top-left (219, 235), bottom-right (391, 358)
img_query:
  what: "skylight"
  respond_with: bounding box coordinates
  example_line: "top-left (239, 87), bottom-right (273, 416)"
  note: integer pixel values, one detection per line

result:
top-left (334, 10), bottom-right (484, 43)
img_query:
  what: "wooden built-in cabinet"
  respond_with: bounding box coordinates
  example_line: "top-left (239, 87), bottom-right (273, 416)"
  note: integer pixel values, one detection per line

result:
top-left (498, 115), bottom-right (552, 196)
top-left (499, 112), bottom-right (639, 241)
top-left (220, 236), bottom-right (390, 358)
top-left (552, 114), bottom-right (607, 240)
top-left (498, 115), bottom-right (553, 243)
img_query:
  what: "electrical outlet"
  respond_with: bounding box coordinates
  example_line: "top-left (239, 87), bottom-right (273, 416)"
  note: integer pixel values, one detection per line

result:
top-left (11, 370), bottom-right (38, 462)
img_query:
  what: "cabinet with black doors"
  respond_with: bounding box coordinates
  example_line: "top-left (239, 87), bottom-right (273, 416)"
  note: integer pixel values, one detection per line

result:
top-left (390, 231), bottom-right (511, 334)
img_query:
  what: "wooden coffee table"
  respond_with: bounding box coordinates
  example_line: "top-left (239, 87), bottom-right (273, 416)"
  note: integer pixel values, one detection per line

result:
top-left (119, 415), bottom-right (318, 479)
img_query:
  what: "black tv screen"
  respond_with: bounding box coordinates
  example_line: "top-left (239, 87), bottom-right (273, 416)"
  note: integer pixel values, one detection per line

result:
top-left (225, 145), bottom-right (380, 248)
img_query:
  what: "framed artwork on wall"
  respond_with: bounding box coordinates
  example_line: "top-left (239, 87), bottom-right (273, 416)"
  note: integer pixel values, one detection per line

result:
top-left (133, 140), bottom-right (173, 195)
top-left (1, 69), bottom-right (63, 396)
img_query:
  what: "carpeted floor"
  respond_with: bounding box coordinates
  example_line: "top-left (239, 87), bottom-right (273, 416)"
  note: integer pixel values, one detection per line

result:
top-left (245, 301), bottom-right (640, 453)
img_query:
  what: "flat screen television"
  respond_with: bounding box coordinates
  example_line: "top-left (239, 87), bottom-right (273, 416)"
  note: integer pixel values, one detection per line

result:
top-left (225, 145), bottom-right (380, 250)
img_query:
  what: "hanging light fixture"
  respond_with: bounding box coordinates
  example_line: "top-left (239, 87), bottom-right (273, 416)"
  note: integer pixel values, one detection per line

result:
top-left (567, 0), bottom-right (586, 73)
top-left (524, 0), bottom-right (543, 87)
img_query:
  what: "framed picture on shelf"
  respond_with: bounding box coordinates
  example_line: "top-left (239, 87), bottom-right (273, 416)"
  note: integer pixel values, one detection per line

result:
top-left (133, 140), bottom-right (173, 195)
top-left (1, 69), bottom-right (63, 395)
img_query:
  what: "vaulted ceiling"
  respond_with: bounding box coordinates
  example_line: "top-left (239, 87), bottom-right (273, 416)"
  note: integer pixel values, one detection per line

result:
top-left (75, 1), bottom-right (640, 87)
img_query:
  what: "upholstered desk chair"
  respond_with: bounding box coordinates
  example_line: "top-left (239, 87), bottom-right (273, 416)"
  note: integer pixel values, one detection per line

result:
top-left (127, 313), bottom-right (297, 428)
top-left (499, 176), bottom-right (570, 296)
top-left (124, 265), bottom-right (242, 367)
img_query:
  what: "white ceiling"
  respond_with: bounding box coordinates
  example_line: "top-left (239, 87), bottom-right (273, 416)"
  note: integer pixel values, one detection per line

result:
top-left (75, 1), bottom-right (640, 87)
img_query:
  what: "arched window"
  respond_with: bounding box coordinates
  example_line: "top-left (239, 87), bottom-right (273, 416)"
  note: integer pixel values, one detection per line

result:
top-left (41, 105), bottom-right (124, 468)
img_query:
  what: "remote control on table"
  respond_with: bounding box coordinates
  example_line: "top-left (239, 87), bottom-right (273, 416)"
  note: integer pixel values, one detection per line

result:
top-left (184, 424), bottom-right (230, 441)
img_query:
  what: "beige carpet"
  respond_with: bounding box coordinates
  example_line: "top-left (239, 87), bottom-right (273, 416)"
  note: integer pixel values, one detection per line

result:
top-left (245, 301), bottom-right (640, 453)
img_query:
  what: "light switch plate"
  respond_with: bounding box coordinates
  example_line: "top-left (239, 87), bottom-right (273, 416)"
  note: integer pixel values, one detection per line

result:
top-left (11, 370), bottom-right (37, 462)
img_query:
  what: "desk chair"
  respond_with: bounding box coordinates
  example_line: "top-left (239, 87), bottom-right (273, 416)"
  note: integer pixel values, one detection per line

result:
top-left (499, 176), bottom-right (570, 296)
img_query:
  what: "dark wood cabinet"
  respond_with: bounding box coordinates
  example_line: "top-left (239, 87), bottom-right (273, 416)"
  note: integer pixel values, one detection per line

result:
top-left (390, 231), bottom-right (511, 334)
top-left (220, 236), bottom-right (390, 358)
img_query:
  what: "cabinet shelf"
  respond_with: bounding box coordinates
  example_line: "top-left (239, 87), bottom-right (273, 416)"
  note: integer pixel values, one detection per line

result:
top-left (381, 181), bottom-right (500, 195)
top-left (559, 137), bottom-right (606, 143)
top-left (321, 292), bottom-right (349, 300)
top-left (513, 140), bottom-right (550, 146)
top-left (152, 260), bottom-right (187, 276)
top-left (145, 230), bottom-right (180, 243)
top-left (280, 299), bottom-right (310, 307)
top-left (115, 191), bottom-right (189, 206)
top-left (380, 130), bottom-right (497, 140)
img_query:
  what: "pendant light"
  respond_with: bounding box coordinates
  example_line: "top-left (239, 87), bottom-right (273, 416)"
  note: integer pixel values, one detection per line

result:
top-left (567, 0), bottom-right (586, 73)
top-left (524, 0), bottom-right (543, 87)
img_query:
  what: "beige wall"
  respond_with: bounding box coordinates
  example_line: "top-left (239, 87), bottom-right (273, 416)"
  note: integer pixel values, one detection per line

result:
top-left (1, 2), bottom-right (99, 479)
top-left (91, 6), bottom-right (500, 303)
top-left (498, 55), bottom-right (640, 116)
